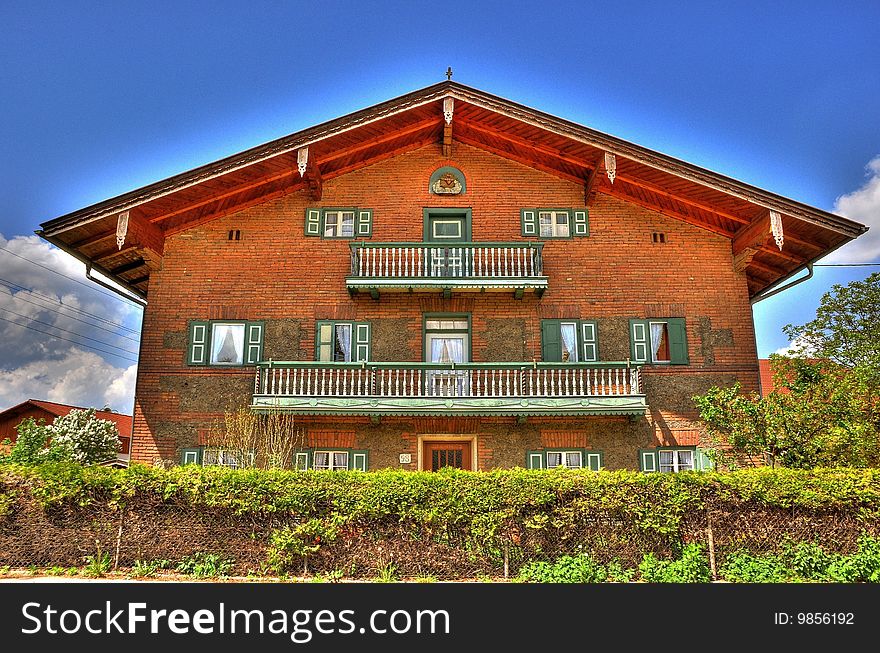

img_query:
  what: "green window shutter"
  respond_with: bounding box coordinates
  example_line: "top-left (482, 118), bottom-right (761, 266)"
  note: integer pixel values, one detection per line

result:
top-left (521, 209), bottom-right (538, 237)
top-left (349, 450), bottom-right (369, 471)
top-left (695, 448), bottom-right (714, 471)
top-left (526, 451), bottom-right (545, 469)
top-left (638, 449), bottom-right (658, 473)
top-left (180, 447), bottom-right (203, 465)
top-left (305, 208), bottom-right (322, 237)
top-left (356, 209), bottom-right (373, 237)
top-left (580, 320), bottom-right (598, 362)
top-left (315, 321), bottom-right (333, 361)
top-left (667, 318), bottom-right (689, 365)
top-left (187, 320), bottom-right (210, 366)
top-left (245, 321), bottom-right (264, 364)
top-left (294, 450), bottom-right (312, 471)
top-left (629, 319), bottom-right (649, 363)
top-left (354, 322), bottom-right (371, 362)
top-left (541, 320), bottom-right (563, 362)
top-left (573, 209), bottom-right (589, 237)
top-left (585, 450), bottom-right (604, 471)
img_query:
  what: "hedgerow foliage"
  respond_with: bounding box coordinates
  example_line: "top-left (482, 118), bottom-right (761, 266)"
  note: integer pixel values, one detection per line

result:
top-left (0, 463), bottom-right (878, 578)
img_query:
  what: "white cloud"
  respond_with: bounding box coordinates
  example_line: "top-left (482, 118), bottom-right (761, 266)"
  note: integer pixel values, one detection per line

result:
top-left (823, 156), bottom-right (880, 264)
top-left (772, 335), bottom-right (817, 358)
top-left (0, 348), bottom-right (136, 413)
top-left (0, 232), bottom-right (141, 414)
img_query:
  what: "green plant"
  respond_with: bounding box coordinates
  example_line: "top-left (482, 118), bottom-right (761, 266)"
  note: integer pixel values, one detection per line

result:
top-left (83, 541), bottom-right (112, 578)
top-left (46, 566), bottom-right (67, 576)
top-left (266, 517), bottom-right (343, 575)
top-left (0, 565), bottom-right (10, 576)
top-left (413, 575), bottom-right (438, 583)
top-left (176, 552), bottom-right (234, 578)
top-left (719, 551), bottom-right (790, 583)
top-left (131, 558), bottom-right (171, 578)
top-left (519, 554), bottom-right (635, 583)
top-left (638, 543), bottom-right (710, 583)
top-left (375, 561), bottom-right (398, 583)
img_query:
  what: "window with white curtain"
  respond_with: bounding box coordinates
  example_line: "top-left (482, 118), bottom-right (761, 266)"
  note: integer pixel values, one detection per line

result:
top-left (202, 448), bottom-right (254, 469)
top-left (538, 211), bottom-right (570, 237)
top-left (546, 451), bottom-right (583, 469)
top-left (650, 322), bottom-right (671, 363)
top-left (658, 449), bottom-right (694, 473)
top-left (323, 210), bottom-right (355, 237)
top-left (560, 322), bottom-right (579, 362)
top-left (210, 323), bottom-right (245, 365)
top-left (313, 451), bottom-right (350, 471)
top-left (318, 323), bottom-right (352, 362)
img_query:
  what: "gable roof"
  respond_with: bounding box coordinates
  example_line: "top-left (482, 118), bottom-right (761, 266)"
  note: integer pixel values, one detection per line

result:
top-left (0, 399), bottom-right (133, 436)
top-left (37, 80), bottom-right (867, 300)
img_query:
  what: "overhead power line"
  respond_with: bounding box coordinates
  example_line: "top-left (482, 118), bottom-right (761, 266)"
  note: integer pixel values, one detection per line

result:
top-left (813, 263), bottom-right (880, 267)
top-left (0, 286), bottom-right (141, 343)
top-left (1, 305), bottom-right (139, 355)
top-left (0, 315), bottom-right (138, 363)
top-left (0, 246), bottom-right (144, 307)
top-left (0, 276), bottom-right (140, 334)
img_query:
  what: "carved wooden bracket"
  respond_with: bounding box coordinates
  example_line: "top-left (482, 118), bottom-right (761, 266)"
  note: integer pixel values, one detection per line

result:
top-left (297, 147), bottom-right (308, 177)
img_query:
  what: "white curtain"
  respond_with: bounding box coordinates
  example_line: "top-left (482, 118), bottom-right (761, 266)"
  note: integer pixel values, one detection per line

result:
top-left (560, 323), bottom-right (578, 362)
top-left (659, 450), bottom-right (674, 472)
top-left (211, 324), bottom-right (244, 364)
top-left (431, 337), bottom-right (464, 363)
top-left (650, 323), bottom-right (665, 360)
top-left (313, 452), bottom-right (329, 469)
top-left (333, 452), bottom-right (348, 470)
top-left (677, 450), bottom-right (693, 471)
top-left (565, 452), bottom-right (582, 468)
top-left (547, 452), bottom-right (562, 468)
top-left (335, 324), bottom-right (352, 361)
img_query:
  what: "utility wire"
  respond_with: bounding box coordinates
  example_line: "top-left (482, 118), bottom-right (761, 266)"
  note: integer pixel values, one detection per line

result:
top-left (2, 306), bottom-right (139, 355)
top-left (0, 315), bottom-right (138, 363)
top-left (0, 286), bottom-right (141, 344)
top-left (0, 246), bottom-right (143, 307)
top-left (0, 276), bottom-right (140, 334)
top-left (813, 263), bottom-right (880, 267)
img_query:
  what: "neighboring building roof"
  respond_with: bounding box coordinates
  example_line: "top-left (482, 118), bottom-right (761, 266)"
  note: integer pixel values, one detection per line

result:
top-left (758, 359), bottom-right (774, 396)
top-left (37, 80), bottom-right (867, 300)
top-left (0, 399), bottom-right (133, 436)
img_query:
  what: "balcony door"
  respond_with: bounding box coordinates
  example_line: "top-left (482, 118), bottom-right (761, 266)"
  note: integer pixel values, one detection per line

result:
top-left (425, 316), bottom-right (469, 396)
top-left (424, 208), bottom-right (472, 277)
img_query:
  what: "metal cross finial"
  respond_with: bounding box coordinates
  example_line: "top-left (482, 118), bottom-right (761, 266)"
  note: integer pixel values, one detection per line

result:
top-left (445, 67), bottom-right (453, 81)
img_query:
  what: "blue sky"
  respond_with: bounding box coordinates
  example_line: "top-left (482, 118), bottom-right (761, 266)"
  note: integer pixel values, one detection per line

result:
top-left (1, 1), bottom-right (878, 411)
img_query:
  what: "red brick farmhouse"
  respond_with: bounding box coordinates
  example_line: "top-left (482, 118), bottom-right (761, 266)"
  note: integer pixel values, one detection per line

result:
top-left (37, 81), bottom-right (867, 472)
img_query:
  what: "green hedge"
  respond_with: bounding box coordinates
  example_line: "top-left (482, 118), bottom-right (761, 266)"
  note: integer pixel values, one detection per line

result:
top-left (1, 463), bottom-right (879, 578)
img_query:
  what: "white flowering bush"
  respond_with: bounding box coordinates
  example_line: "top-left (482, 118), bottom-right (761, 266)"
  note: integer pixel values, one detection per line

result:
top-left (48, 409), bottom-right (120, 464)
top-left (2, 409), bottom-right (120, 465)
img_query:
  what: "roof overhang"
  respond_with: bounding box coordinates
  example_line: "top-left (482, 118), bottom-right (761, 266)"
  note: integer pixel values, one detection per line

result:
top-left (38, 81), bottom-right (867, 299)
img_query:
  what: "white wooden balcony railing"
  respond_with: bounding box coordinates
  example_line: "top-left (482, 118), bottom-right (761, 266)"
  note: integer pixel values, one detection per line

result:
top-left (346, 242), bottom-right (547, 295)
top-left (251, 362), bottom-right (646, 417)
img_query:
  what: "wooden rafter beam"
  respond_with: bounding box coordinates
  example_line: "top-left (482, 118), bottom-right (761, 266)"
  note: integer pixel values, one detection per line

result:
top-left (92, 245), bottom-right (139, 265)
top-left (317, 117), bottom-right (441, 166)
top-left (128, 275), bottom-right (150, 286)
top-left (108, 259), bottom-right (147, 275)
top-left (748, 258), bottom-right (788, 277)
top-left (732, 211), bottom-right (771, 256)
top-left (322, 136), bottom-right (442, 181)
top-left (583, 155), bottom-right (603, 206)
top-left (454, 133), bottom-right (585, 185)
top-left (460, 120), bottom-right (591, 170)
top-left (150, 168), bottom-right (304, 223)
top-left (758, 244), bottom-right (805, 264)
top-left (601, 184), bottom-right (735, 238)
top-left (616, 175), bottom-right (750, 225)
top-left (70, 231), bottom-right (116, 249)
top-left (306, 161), bottom-right (323, 201)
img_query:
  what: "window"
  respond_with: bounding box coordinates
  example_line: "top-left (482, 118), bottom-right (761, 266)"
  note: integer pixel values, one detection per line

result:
top-left (227, 229), bottom-right (241, 241)
top-left (304, 208), bottom-right (372, 238)
top-left (629, 318), bottom-right (688, 365)
top-left (315, 321), bottom-right (371, 362)
top-left (187, 320), bottom-right (263, 366)
top-left (294, 449), bottom-right (369, 471)
top-left (425, 315), bottom-right (470, 395)
top-left (323, 210), bottom-right (355, 238)
top-left (313, 451), bottom-right (350, 471)
top-left (527, 449), bottom-right (603, 470)
top-left (539, 210), bottom-right (570, 238)
top-left (541, 319), bottom-right (598, 362)
top-left (652, 232), bottom-right (666, 243)
top-left (521, 208), bottom-right (588, 237)
top-left (639, 447), bottom-right (712, 473)
top-left (179, 447), bottom-right (254, 468)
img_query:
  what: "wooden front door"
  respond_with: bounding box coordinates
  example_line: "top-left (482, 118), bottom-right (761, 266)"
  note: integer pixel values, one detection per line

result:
top-left (424, 441), bottom-right (472, 471)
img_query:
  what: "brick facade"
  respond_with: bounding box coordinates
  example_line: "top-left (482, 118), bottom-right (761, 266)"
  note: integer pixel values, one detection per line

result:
top-left (130, 141), bottom-right (760, 470)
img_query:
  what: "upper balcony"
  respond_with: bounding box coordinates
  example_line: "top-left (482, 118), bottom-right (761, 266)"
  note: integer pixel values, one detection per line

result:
top-left (346, 242), bottom-right (548, 298)
top-left (251, 361), bottom-right (646, 418)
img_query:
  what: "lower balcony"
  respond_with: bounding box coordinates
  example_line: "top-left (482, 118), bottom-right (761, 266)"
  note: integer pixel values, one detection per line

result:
top-left (251, 362), bottom-right (646, 417)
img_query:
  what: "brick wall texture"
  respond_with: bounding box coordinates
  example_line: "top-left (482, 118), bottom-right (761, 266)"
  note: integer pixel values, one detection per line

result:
top-left (131, 141), bottom-right (760, 469)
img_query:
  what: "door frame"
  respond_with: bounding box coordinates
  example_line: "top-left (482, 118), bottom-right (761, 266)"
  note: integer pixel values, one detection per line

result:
top-left (417, 435), bottom-right (479, 471)
top-left (423, 207), bottom-right (472, 242)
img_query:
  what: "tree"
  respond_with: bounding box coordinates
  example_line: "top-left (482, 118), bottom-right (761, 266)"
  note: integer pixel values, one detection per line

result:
top-left (694, 357), bottom-right (880, 469)
top-left (783, 271), bottom-right (880, 370)
top-left (1, 409), bottom-right (120, 466)
top-left (205, 408), bottom-right (305, 469)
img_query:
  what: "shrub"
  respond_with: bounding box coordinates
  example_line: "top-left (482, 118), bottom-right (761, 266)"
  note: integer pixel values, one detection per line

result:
top-left (720, 551), bottom-right (790, 583)
top-left (2, 410), bottom-right (119, 466)
top-left (519, 554), bottom-right (635, 583)
top-left (176, 552), bottom-right (233, 578)
top-left (131, 559), bottom-right (172, 578)
top-left (639, 543), bottom-right (711, 583)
